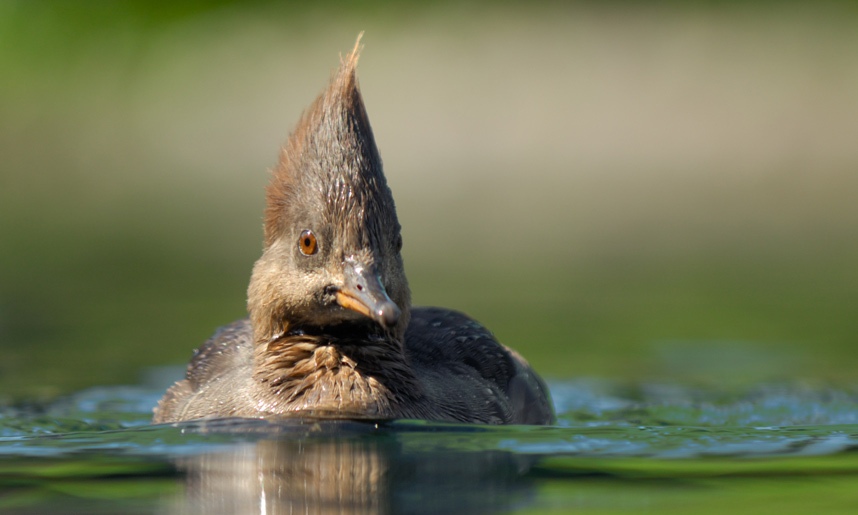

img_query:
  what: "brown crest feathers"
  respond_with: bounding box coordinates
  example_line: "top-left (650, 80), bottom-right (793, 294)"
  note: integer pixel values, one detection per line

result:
top-left (264, 33), bottom-right (383, 248)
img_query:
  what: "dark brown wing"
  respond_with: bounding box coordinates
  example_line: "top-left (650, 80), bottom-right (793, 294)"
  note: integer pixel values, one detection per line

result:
top-left (153, 319), bottom-right (255, 423)
top-left (404, 307), bottom-right (554, 425)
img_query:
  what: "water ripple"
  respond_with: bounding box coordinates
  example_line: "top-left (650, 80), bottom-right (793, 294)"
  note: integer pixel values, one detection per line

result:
top-left (2, 379), bottom-right (858, 462)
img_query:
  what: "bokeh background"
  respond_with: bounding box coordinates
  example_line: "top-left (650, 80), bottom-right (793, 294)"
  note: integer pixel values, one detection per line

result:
top-left (2, 1), bottom-right (857, 400)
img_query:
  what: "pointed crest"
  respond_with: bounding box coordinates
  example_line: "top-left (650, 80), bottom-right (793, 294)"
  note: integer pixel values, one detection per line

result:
top-left (264, 33), bottom-right (390, 248)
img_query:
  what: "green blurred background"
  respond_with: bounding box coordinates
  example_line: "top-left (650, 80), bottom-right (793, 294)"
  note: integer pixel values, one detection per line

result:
top-left (1, 1), bottom-right (857, 400)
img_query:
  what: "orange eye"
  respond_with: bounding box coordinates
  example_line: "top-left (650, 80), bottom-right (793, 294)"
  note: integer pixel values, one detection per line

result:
top-left (298, 229), bottom-right (318, 256)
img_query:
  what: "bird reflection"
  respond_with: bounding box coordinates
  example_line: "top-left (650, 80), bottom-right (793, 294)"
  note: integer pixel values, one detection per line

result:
top-left (165, 419), bottom-right (535, 515)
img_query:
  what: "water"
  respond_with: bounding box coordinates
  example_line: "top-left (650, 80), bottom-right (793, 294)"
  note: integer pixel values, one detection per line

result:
top-left (2, 380), bottom-right (858, 514)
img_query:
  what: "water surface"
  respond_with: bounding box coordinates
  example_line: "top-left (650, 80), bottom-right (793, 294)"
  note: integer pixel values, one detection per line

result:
top-left (2, 379), bottom-right (858, 514)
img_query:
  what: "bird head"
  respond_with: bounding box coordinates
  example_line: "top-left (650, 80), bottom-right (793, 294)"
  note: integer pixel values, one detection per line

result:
top-left (248, 36), bottom-right (411, 344)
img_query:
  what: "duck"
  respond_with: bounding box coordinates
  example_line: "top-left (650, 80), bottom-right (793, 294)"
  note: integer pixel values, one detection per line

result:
top-left (153, 37), bottom-right (554, 425)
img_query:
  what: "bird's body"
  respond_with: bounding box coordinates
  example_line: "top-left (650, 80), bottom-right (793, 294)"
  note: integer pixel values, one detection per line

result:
top-left (153, 37), bottom-right (554, 425)
top-left (155, 308), bottom-right (552, 424)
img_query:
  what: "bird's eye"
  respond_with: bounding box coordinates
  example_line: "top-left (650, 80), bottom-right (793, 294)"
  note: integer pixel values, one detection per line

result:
top-left (298, 229), bottom-right (318, 256)
top-left (394, 234), bottom-right (403, 252)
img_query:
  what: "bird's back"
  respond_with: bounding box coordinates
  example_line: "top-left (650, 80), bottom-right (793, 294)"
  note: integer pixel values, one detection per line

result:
top-left (405, 307), bottom-right (554, 425)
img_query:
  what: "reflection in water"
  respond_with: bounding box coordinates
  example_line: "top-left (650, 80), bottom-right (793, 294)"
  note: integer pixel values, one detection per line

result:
top-left (167, 420), bottom-right (535, 514)
top-left (8, 384), bottom-right (858, 513)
